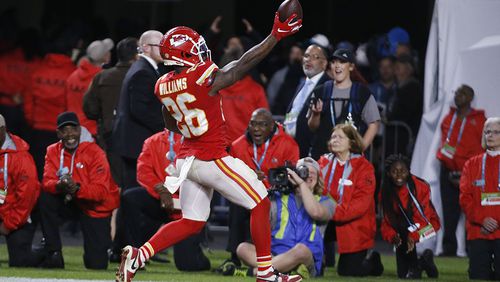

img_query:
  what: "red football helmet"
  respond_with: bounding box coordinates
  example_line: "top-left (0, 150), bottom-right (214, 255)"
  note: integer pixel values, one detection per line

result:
top-left (160, 26), bottom-right (211, 67)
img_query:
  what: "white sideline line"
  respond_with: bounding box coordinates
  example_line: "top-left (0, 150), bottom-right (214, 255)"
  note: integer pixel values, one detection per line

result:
top-left (0, 278), bottom-right (152, 282)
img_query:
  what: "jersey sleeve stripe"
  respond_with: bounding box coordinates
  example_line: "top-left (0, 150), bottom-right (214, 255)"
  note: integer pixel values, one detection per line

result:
top-left (196, 63), bottom-right (217, 86)
top-left (214, 158), bottom-right (261, 204)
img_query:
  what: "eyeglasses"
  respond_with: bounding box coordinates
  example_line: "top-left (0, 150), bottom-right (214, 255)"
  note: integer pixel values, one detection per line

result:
top-left (303, 53), bottom-right (326, 61)
top-left (484, 130), bottom-right (500, 136)
top-left (146, 43), bottom-right (161, 47)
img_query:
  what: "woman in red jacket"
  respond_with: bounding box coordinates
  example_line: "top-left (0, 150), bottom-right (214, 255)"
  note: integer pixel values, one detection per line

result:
top-left (318, 124), bottom-right (383, 277)
top-left (380, 154), bottom-right (440, 279)
top-left (460, 117), bottom-right (500, 280)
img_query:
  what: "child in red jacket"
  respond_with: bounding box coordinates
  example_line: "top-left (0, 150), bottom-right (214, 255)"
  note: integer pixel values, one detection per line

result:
top-left (380, 154), bottom-right (440, 279)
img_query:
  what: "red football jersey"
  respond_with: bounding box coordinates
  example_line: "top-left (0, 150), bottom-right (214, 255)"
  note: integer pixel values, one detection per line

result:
top-left (155, 61), bottom-right (228, 160)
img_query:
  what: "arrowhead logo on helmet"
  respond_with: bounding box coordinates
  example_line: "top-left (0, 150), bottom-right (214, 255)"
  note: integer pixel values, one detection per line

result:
top-left (160, 26), bottom-right (212, 67)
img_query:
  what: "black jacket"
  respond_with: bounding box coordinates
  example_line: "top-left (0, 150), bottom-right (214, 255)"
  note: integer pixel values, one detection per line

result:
top-left (112, 57), bottom-right (164, 159)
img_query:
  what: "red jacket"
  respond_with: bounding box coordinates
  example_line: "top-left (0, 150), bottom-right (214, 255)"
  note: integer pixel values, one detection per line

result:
top-left (42, 129), bottom-right (119, 218)
top-left (380, 175), bottom-right (441, 243)
top-left (0, 134), bottom-right (40, 232)
top-left (460, 152), bottom-right (500, 240)
top-left (437, 107), bottom-right (486, 171)
top-left (0, 48), bottom-right (40, 106)
top-left (137, 130), bottom-right (182, 220)
top-left (221, 75), bottom-right (269, 144)
top-left (230, 125), bottom-right (299, 188)
top-left (23, 53), bottom-right (75, 131)
top-left (319, 154), bottom-right (376, 253)
top-left (66, 58), bottom-right (101, 135)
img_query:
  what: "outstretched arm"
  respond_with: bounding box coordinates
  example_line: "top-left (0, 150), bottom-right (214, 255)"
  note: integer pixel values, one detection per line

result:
top-left (208, 13), bottom-right (301, 96)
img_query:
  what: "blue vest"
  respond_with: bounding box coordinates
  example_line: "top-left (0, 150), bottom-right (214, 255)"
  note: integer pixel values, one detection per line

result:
top-left (271, 193), bottom-right (328, 275)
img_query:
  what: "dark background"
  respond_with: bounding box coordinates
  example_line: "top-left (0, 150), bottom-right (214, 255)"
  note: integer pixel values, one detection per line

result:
top-left (1, 0), bottom-right (435, 62)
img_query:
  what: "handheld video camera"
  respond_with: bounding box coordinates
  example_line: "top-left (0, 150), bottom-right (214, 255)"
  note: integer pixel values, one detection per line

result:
top-left (268, 161), bottom-right (309, 195)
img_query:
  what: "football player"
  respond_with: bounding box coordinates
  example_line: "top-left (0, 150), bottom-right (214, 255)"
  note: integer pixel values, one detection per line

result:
top-left (116, 11), bottom-right (302, 282)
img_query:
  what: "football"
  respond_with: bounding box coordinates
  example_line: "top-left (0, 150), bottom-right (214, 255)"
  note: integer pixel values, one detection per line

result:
top-left (277, 0), bottom-right (303, 22)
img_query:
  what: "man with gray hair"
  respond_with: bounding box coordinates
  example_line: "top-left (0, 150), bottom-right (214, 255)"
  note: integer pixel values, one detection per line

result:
top-left (0, 114), bottom-right (41, 267)
top-left (66, 38), bottom-right (115, 136)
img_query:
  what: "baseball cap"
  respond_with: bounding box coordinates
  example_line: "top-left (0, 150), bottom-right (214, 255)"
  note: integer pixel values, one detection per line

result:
top-left (297, 157), bottom-right (320, 172)
top-left (86, 38), bottom-right (114, 62)
top-left (57, 112), bottom-right (80, 129)
top-left (332, 48), bottom-right (354, 63)
top-left (309, 34), bottom-right (330, 49)
top-left (0, 114), bottom-right (5, 127)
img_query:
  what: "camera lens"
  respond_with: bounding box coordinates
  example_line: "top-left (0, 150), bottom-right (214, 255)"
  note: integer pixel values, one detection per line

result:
top-left (296, 165), bottom-right (309, 180)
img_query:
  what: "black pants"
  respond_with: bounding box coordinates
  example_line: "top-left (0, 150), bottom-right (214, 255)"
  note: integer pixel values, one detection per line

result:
top-left (121, 187), bottom-right (210, 271)
top-left (39, 191), bottom-right (112, 269)
top-left (396, 235), bottom-right (419, 278)
top-left (323, 220), bottom-right (337, 267)
top-left (2, 220), bottom-right (39, 267)
top-left (468, 239), bottom-right (500, 280)
top-left (120, 156), bottom-right (139, 190)
top-left (226, 202), bottom-right (251, 254)
top-left (337, 249), bottom-right (370, 277)
top-left (440, 165), bottom-right (461, 255)
top-left (29, 129), bottom-right (58, 180)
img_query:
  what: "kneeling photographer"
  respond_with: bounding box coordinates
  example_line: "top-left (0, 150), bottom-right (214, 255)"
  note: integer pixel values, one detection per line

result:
top-left (227, 158), bottom-right (335, 278)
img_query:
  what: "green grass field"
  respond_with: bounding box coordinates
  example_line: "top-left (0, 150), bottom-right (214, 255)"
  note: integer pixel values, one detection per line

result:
top-left (0, 244), bottom-right (469, 281)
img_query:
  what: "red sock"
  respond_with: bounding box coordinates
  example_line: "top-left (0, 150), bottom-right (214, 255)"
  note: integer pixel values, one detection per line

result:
top-left (250, 198), bottom-right (272, 272)
top-left (146, 218), bottom-right (205, 256)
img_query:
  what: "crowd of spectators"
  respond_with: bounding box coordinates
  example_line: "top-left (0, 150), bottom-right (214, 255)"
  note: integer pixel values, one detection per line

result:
top-left (0, 10), bottom-right (498, 281)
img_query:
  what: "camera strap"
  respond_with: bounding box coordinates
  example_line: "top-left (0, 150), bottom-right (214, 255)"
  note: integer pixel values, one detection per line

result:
top-left (253, 139), bottom-right (270, 170)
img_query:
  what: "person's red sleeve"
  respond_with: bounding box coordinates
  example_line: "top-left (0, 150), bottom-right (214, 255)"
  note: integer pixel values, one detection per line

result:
top-left (137, 137), bottom-right (162, 199)
top-left (3, 152), bottom-right (40, 231)
top-left (42, 145), bottom-right (60, 194)
top-left (380, 215), bottom-right (397, 243)
top-left (459, 158), bottom-right (483, 226)
top-left (74, 146), bottom-right (114, 202)
top-left (333, 162), bottom-right (376, 222)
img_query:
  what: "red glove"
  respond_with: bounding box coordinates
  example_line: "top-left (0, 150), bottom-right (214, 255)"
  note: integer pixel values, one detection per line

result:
top-left (271, 12), bottom-right (302, 41)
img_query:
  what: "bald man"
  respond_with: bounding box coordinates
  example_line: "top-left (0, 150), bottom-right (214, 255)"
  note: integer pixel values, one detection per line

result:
top-left (110, 30), bottom-right (166, 260)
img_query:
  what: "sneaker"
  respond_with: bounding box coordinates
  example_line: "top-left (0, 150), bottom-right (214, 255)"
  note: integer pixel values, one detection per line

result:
top-left (256, 269), bottom-right (302, 282)
top-left (405, 267), bottom-right (422, 279)
top-left (215, 259), bottom-right (236, 274)
top-left (293, 264), bottom-right (310, 279)
top-left (420, 249), bottom-right (438, 278)
top-left (116, 246), bottom-right (141, 282)
top-left (220, 261), bottom-right (236, 276)
top-left (366, 251), bottom-right (384, 276)
top-left (39, 251), bottom-right (64, 269)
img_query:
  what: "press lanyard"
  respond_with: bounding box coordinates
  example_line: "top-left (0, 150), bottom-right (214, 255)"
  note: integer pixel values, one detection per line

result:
top-left (253, 139), bottom-right (270, 170)
top-left (330, 99), bottom-right (352, 127)
top-left (2, 154), bottom-right (8, 191)
top-left (446, 112), bottom-right (467, 145)
top-left (479, 153), bottom-right (500, 192)
top-left (166, 131), bottom-right (176, 162)
top-left (59, 148), bottom-right (76, 176)
top-left (406, 185), bottom-right (431, 224)
top-left (326, 157), bottom-right (350, 203)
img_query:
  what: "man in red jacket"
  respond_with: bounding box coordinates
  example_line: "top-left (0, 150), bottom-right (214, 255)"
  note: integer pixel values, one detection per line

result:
top-left (38, 112), bottom-right (120, 269)
top-left (120, 129), bottom-right (210, 271)
top-left (0, 114), bottom-right (41, 266)
top-left (66, 38), bottom-right (114, 136)
top-left (436, 84), bottom-right (486, 256)
top-left (216, 108), bottom-right (299, 270)
top-left (23, 37), bottom-right (76, 179)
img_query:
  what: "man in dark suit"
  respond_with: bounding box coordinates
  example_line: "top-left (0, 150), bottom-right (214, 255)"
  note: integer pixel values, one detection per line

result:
top-left (283, 44), bottom-right (330, 158)
top-left (109, 30), bottom-right (165, 262)
top-left (112, 30), bottom-right (164, 189)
